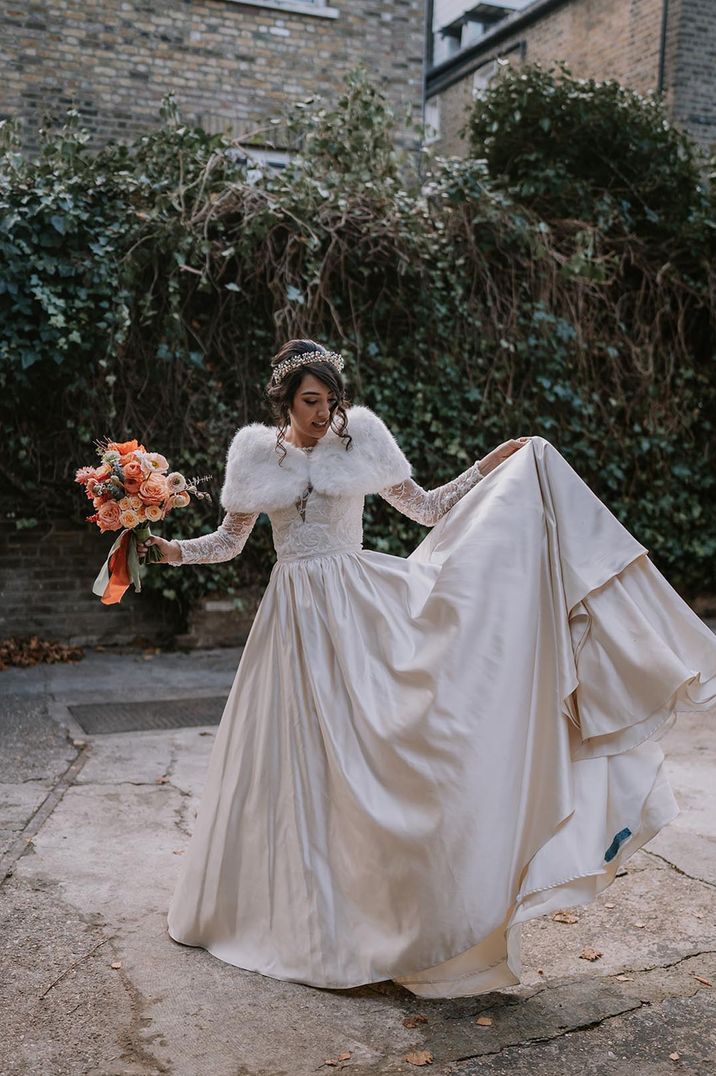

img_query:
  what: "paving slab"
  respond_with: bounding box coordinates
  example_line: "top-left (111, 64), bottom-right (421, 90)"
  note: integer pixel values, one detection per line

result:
top-left (1, 651), bottom-right (714, 1076)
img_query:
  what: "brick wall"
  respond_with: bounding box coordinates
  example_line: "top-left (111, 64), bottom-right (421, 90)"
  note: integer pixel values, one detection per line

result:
top-left (666, 0), bottom-right (716, 148)
top-left (0, 0), bottom-right (425, 156)
top-left (426, 0), bottom-right (696, 157)
top-left (0, 519), bottom-right (181, 647)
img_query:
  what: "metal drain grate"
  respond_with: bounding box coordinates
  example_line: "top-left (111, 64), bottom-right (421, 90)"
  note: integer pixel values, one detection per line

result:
top-left (68, 696), bottom-right (227, 734)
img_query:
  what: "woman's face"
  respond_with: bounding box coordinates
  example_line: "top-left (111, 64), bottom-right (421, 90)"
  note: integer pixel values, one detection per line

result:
top-left (288, 373), bottom-right (337, 444)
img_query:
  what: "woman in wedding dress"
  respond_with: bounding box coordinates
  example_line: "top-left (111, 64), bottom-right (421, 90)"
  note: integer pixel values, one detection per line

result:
top-left (139, 339), bottom-right (716, 999)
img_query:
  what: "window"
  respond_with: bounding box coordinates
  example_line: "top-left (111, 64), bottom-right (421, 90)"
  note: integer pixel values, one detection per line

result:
top-left (227, 145), bottom-right (293, 183)
top-left (472, 59), bottom-right (500, 98)
top-left (222, 0), bottom-right (338, 17)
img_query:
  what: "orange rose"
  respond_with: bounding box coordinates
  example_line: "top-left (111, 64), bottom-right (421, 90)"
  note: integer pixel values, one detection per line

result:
top-left (122, 459), bottom-right (144, 484)
top-left (97, 500), bottom-right (122, 532)
top-left (144, 504), bottom-right (163, 522)
top-left (138, 473), bottom-right (169, 505)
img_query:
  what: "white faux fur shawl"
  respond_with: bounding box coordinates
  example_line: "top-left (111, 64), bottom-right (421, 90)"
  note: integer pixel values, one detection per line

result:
top-left (220, 404), bottom-right (413, 514)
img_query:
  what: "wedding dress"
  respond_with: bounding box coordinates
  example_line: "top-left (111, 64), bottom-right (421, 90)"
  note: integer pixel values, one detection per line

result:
top-left (165, 408), bottom-right (716, 998)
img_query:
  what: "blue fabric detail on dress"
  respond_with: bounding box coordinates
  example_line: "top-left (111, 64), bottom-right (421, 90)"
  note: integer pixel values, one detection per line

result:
top-left (604, 826), bottom-right (632, 862)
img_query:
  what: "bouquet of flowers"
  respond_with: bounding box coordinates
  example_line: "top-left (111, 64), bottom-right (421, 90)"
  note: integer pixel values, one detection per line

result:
top-left (75, 438), bottom-right (211, 605)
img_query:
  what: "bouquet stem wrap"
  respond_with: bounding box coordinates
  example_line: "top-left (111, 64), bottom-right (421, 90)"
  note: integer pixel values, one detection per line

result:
top-left (92, 523), bottom-right (159, 605)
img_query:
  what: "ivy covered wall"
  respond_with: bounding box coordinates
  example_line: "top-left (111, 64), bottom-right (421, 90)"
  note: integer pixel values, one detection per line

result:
top-left (2, 68), bottom-right (714, 622)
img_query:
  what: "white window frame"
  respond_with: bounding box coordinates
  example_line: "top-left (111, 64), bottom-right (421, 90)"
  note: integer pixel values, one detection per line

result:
top-left (228, 145), bottom-right (293, 180)
top-left (221, 0), bottom-right (338, 18)
top-left (472, 59), bottom-right (500, 98)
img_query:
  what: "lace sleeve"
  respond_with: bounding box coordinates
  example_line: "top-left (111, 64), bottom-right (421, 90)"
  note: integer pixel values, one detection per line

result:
top-left (171, 511), bottom-right (259, 565)
top-left (378, 461), bottom-right (484, 526)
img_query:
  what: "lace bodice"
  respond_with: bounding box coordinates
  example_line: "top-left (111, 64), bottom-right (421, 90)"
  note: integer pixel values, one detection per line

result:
top-left (173, 459), bottom-right (484, 566)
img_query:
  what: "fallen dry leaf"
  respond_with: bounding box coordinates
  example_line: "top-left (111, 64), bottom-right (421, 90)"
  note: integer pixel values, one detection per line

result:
top-left (669, 1052), bottom-right (680, 1061)
top-left (579, 947), bottom-right (603, 962)
top-left (552, 910), bottom-right (579, 924)
top-left (110, 961), bottom-right (122, 970)
top-left (693, 974), bottom-right (712, 987)
top-left (616, 974), bottom-right (634, 981)
top-left (405, 1051), bottom-right (433, 1067)
top-left (604, 902), bottom-right (616, 909)
top-left (0, 634), bottom-right (84, 670)
top-left (475, 1015), bottom-right (493, 1027)
top-left (155, 775), bottom-right (170, 784)
top-left (633, 921), bottom-right (646, 929)
top-left (172, 849), bottom-right (185, 855)
top-left (322, 1051), bottom-right (352, 1067)
top-left (403, 1015), bottom-right (429, 1029)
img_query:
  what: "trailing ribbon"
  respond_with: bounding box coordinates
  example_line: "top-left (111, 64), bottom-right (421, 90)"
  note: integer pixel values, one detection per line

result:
top-left (92, 528), bottom-right (143, 605)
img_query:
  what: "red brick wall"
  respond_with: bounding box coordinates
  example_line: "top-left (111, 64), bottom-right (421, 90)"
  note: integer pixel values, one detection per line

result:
top-left (0, 519), bottom-right (180, 647)
top-left (0, 0), bottom-right (425, 156)
top-left (429, 0), bottom-right (666, 157)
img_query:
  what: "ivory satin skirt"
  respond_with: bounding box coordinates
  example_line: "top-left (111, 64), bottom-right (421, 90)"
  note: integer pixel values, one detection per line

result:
top-left (166, 438), bottom-right (716, 997)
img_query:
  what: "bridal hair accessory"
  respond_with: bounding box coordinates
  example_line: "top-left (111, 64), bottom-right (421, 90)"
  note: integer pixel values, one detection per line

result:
top-left (271, 349), bottom-right (345, 386)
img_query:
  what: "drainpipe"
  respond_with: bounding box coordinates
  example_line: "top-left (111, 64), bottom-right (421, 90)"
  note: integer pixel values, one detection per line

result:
top-left (657, 0), bottom-right (670, 94)
top-left (424, 0), bottom-right (435, 116)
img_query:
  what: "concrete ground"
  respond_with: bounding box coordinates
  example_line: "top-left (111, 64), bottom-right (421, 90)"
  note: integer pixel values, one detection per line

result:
top-left (1, 647), bottom-right (714, 1076)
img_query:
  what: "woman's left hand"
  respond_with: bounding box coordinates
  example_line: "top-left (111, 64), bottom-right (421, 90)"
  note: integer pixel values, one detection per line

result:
top-left (478, 437), bottom-right (531, 477)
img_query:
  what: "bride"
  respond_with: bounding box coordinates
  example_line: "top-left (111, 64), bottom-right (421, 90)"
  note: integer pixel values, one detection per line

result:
top-left (138, 339), bottom-right (716, 998)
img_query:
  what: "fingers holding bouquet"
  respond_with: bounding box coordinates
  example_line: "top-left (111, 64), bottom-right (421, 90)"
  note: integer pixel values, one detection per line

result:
top-left (136, 535), bottom-right (181, 564)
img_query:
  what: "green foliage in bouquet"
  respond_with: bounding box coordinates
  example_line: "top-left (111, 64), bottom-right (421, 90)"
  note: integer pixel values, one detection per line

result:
top-left (1, 65), bottom-right (715, 624)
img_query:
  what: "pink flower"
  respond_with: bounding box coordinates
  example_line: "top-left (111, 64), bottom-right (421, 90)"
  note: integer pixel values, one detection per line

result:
top-left (75, 466), bottom-right (99, 485)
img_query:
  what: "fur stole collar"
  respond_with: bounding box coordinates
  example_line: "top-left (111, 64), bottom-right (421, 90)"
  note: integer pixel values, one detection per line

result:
top-left (219, 405), bottom-right (412, 514)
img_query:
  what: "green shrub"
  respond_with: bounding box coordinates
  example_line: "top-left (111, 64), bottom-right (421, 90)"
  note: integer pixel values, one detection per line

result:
top-left (1, 66), bottom-right (714, 623)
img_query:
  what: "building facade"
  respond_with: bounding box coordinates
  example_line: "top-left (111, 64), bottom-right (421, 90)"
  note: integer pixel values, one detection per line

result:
top-left (426, 0), bottom-right (716, 155)
top-left (0, 0), bottom-right (426, 158)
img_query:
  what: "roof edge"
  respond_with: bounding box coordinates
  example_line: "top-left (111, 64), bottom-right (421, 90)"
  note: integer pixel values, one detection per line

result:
top-left (427, 0), bottom-right (571, 97)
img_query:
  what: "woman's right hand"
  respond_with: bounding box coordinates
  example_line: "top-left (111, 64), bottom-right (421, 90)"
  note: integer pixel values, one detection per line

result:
top-left (478, 437), bottom-right (531, 477)
top-left (136, 535), bottom-right (182, 564)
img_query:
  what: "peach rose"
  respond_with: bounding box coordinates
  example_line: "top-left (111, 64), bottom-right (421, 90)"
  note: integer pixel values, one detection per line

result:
top-left (139, 473), bottom-right (169, 505)
top-left (123, 478), bottom-right (142, 495)
top-left (119, 494), bottom-right (144, 512)
top-left (119, 508), bottom-right (140, 529)
top-left (144, 504), bottom-right (163, 522)
top-left (122, 459), bottom-right (144, 485)
top-left (97, 500), bottom-right (122, 533)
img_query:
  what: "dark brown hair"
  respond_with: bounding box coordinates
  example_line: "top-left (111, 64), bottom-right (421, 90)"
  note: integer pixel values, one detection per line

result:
top-left (266, 339), bottom-right (352, 463)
